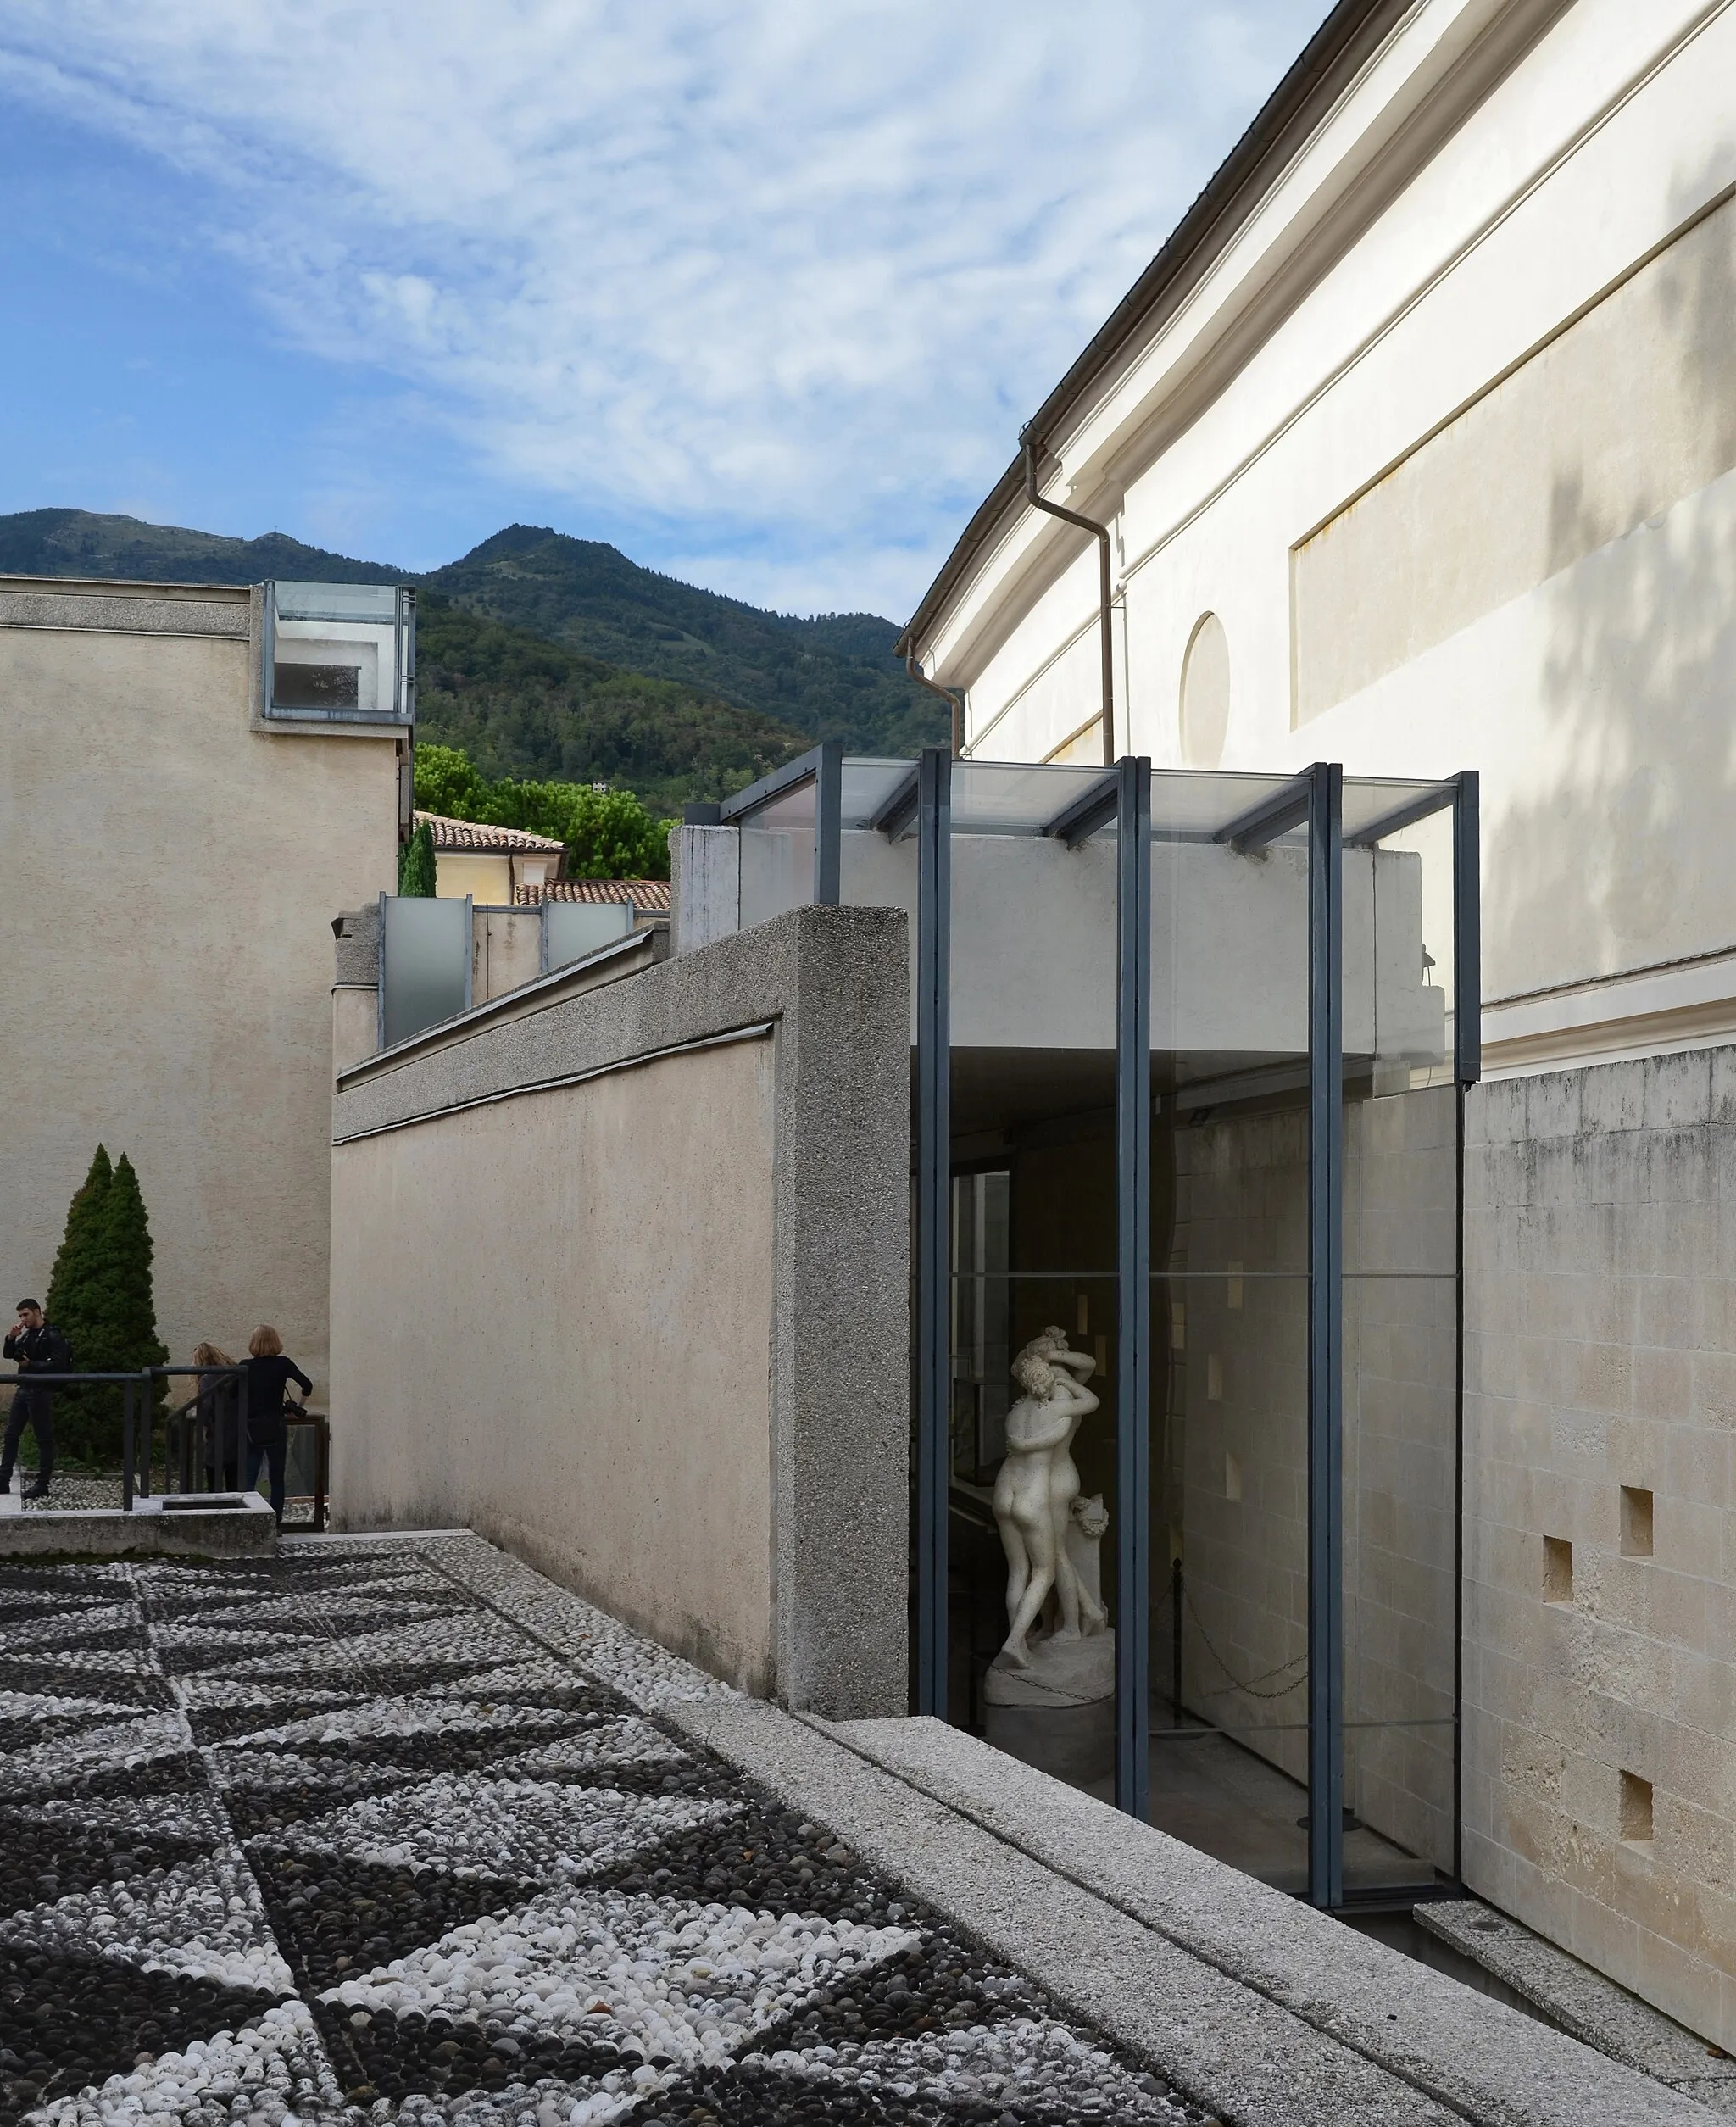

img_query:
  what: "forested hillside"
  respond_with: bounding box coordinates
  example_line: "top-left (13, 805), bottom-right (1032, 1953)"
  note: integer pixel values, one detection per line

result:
top-left (426, 525), bottom-right (945, 755)
top-left (414, 595), bottom-right (803, 811)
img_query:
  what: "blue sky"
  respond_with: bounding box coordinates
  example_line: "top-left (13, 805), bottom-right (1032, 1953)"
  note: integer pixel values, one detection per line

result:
top-left (0, 2), bottom-right (1327, 616)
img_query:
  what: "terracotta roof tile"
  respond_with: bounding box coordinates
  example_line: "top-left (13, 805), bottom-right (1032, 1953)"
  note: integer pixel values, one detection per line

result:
top-left (518, 877), bottom-right (672, 910)
top-left (415, 810), bottom-right (567, 855)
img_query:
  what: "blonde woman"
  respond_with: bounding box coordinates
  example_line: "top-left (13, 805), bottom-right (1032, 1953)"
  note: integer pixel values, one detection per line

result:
top-left (192, 1342), bottom-right (241, 1490)
top-left (242, 1326), bottom-right (311, 1523)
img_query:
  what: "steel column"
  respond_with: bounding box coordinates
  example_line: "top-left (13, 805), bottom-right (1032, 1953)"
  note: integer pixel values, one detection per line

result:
top-left (1453, 772), bottom-right (1481, 1087)
top-left (122, 1378), bottom-right (136, 1512)
top-left (1306, 760), bottom-right (1344, 1908)
top-left (815, 739), bottom-right (844, 905)
top-left (1451, 769), bottom-right (1480, 1887)
top-left (1116, 756), bottom-right (1153, 1816)
top-left (915, 748), bottom-right (954, 1718)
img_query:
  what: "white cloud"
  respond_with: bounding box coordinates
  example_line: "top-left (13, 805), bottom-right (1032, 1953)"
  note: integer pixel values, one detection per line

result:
top-left (0, 0), bottom-right (1326, 611)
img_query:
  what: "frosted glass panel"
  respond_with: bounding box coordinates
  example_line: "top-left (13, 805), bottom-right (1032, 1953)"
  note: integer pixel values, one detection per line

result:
top-left (545, 900), bottom-right (634, 969)
top-left (381, 895), bottom-right (469, 1047)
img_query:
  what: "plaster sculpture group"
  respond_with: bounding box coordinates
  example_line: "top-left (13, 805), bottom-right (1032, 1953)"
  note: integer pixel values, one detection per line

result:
top-left (986, 1331), bottom-right (1115, 1756)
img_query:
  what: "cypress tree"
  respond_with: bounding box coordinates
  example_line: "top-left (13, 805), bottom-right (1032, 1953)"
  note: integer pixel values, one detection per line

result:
top-left (45, 1144), bottom-right (113, 1351)
top-left (97, 1156), bottom-right (170, 1385)
top-left (42, 1146), bottom-right (168, 1462)
top-left (398, 820), bottom-right (437, 896)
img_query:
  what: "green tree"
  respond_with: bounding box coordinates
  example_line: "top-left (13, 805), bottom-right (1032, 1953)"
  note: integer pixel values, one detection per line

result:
top-left (479, 779), bottom-right (672, 878)
top-left (43, 1147), bottom-right (168, 1462)
top-left (412, 742), bottom-right (675, 879)
top-left (412, 741), bottom-right (487, 818)
top-left (398, 819), bottom-right (437, 896)
top-left (45, 1144), bottom-right (113, 1357)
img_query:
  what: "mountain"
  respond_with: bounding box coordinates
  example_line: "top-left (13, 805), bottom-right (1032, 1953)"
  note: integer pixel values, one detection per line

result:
top-left (0, 510), bottom-right (947, 796)
top-left (413, 593), bottom-right (801, 813)
top-left (425, 525), bottom-right (945, 755)
top-left (0, 506), bottom-right (402, 587)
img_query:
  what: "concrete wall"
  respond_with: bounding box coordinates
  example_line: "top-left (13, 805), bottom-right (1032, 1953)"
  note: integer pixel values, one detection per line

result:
top-left (1465, 1047), bottom-right (1736, 2048)
top-left (0, 577), bottom-right (400, 1400)
top-left (329, 904), bottom-right (911, 1717)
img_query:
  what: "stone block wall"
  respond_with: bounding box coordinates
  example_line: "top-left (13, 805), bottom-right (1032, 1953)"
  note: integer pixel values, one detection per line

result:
top-left (1465, 1046), bottom-right (1736, 2047)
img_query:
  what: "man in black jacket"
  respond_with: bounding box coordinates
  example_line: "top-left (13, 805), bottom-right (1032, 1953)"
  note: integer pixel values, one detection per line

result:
top-left (3, 1300), bottom-right (70, 1501)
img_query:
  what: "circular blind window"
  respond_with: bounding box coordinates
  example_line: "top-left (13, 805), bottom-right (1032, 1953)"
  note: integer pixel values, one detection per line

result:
top-left (1179, 613), bottom-right (1230, 768)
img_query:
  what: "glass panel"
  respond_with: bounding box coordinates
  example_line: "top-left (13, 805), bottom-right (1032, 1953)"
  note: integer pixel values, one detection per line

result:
top-left (950, 758), bottom-right (1109, 835)
top-left (1342, 788), bottom-right (1460, 1896)
top-left (839, 757), bottom-right (918, 829)
top-left (739, 781), bottom-right (817, 930)
top-left (1338, 777), bottom-right (1454, 845)
top-left (275, 581), bottom-right (397, 623)
top-left (545, 900), bottom-right (634, 969)
top-left (273, 663), bottom-right (360, 712)
top-left (381, 894), bottom-right (469, 1047)
top-left (1150, 767), bottom-right (1310, 845)
top-left (1149, 768), bottom-right (1313, 1890)
top-left (949, 763), bottom-right (1121, 1796)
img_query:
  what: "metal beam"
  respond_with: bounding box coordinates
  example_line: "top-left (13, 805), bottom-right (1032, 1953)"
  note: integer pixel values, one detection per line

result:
top-left (718, 744), bottom-right (826, 824)
top-left (1116, 756), bottom-right (1152, 1818)
top-left (915, 749), bottom-right (953, 1719)
top-left (1306, 760), bottom-right (1344, 1911)
top-left (871, 765), bottom-right (921, 840)
top-left (1216, 771), bottom-right (1314, 854)
top-left (1342, 782), bottom-right (1455, 848)
top-left (1042, 771), bottom-right (1121, 848)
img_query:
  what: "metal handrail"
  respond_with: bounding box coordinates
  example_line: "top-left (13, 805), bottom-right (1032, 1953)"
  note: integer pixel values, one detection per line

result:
top-left (3, 1365), bottom-right (330, 1528)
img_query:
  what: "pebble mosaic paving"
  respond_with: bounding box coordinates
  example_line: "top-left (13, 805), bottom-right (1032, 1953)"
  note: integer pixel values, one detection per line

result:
top-left (0, 1539), bottom-right (1210, 2127)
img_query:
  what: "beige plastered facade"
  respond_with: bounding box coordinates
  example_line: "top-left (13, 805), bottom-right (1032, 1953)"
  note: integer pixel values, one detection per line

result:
top-left (904, 0), bottom-right (1736, 2049)
top-left (0, 577), bottom-right (400, 1401)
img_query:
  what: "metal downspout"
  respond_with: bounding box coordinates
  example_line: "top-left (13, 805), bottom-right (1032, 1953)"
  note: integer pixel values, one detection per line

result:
top-left (904, 655), bottom-right (965, 758)
top-left (1021, 435), bottom-right (1116, 766)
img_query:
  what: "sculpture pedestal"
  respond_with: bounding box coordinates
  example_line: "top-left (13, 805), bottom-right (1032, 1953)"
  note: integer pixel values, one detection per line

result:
top-left (983, 1630), bottom-right (1114, 1788)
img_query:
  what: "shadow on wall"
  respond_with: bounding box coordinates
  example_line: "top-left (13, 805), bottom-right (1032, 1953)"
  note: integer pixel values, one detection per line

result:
top-left (1484, 164), bottom-right (1736, 997)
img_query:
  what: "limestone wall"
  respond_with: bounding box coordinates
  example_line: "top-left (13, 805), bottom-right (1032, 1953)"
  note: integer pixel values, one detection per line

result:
top-left (1465, 1048), bottom-right (1736, 2047)
top-left (328, 904), bottom-right (912, 1716)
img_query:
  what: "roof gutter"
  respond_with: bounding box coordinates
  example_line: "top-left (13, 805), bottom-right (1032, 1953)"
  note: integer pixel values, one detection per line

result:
top-left (895, 0), bottom-right (1408, 667)
top-left (904, 654), bottom-right (965, 756)
top-left (1020, 437), bottom-right (1115, 766)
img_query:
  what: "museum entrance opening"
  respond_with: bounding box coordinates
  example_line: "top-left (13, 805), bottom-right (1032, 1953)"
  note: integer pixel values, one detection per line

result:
top-left (712, 744), bottom-right (1477, 1912)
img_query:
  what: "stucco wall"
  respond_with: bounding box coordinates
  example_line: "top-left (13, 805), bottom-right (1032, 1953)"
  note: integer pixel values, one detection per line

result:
top-left (1465, 1048), bottom-right (1736, 2048)
top-left (0, 583), bottom-right (398, 1400)
top-left (927, 0), bottom-right (1736, 1069)
top-left (328, 903), bottom-right (911, 1715)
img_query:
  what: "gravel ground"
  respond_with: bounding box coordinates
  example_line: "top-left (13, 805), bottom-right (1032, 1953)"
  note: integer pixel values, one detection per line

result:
top-left (0, 1541), bottom-right (1211, 2127)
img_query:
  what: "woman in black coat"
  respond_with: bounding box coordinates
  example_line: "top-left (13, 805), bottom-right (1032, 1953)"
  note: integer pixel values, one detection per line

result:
top-left (242, 1325), bottom-right (312, 1524)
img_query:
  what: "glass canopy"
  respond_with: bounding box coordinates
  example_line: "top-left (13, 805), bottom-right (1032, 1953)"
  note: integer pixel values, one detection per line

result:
top-left (706, 746), bottom-right (1478, 1911)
